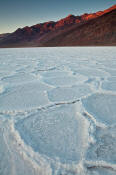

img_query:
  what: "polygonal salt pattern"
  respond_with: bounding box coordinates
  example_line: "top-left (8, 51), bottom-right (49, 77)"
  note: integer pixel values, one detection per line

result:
top-left (0, 81), bottom-right (52, 111)
top-left (82, 93), bottom-right (116, 126)
top-left (0, 47), bottom-right (116, 175)
top-left (15, 104), bottom-right (89, 164)
top-left (86, 126), bottom-right (116, 164)
top-left (43, 74), bottom-right (87, 87)
top-left (47, 85), bottom-right (91, 102)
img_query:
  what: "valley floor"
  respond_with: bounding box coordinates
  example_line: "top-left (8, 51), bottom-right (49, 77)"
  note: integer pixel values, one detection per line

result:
top-left (0, 47), bottom-right (116, 175)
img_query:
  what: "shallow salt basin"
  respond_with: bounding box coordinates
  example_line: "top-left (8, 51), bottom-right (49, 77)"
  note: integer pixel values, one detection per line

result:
top-left (15, 104), bottom-right (89, 164)
top-left (47, 84), bottom-right (91, 102)
top-left (0, 81), bottom-right (52, 111)
top-left (82, 93), bottom-right (116, 125)
top-left (0, 47), bottom-right (116, 175)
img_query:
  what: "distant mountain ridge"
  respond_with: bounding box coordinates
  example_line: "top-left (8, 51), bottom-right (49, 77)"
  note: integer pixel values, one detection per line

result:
top-left (0, 4), bottom-right (116, 47)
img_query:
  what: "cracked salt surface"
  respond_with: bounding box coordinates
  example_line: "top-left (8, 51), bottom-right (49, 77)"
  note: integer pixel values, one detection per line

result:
top-left (0, 47), bottom-right (116, 175)
top-left (15, 104), bottom-right (89, 164)
top-left (82, 93), bottom-right (116, 126)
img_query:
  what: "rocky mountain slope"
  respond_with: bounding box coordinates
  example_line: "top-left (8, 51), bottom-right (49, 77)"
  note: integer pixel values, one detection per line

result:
top-left (0, 5), bottom-right (116, 47)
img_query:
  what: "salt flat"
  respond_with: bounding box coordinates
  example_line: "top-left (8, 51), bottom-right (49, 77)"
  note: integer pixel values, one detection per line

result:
top-left (0, 47), bottom-right (116, 175)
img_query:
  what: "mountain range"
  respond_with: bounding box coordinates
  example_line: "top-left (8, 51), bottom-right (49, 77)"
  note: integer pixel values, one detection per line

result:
top-left (0, 5), bottom-right (116, 47)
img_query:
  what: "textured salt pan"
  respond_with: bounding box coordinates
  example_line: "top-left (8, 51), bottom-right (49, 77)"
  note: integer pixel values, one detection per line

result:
top-left (82, 93), bottom-right (116, 125)
top-left (15, 104), bottom-right (89, 163)
top-left (47, 85), bottom-right (91, 102)
top-left (2, 72), bottom-right (37, 85)
top-left (0, 47), bottom-right (116, 175)
top-left (0, 81), bottom-right (52, 111)
top-left (86, 126), bottom-right (116, 163)
top-left (43, 74), bottom-right (87, 87)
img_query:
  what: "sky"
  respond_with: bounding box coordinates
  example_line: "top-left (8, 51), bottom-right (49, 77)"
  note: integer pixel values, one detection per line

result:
top-left (0, 0), bottom-right (115, 34)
